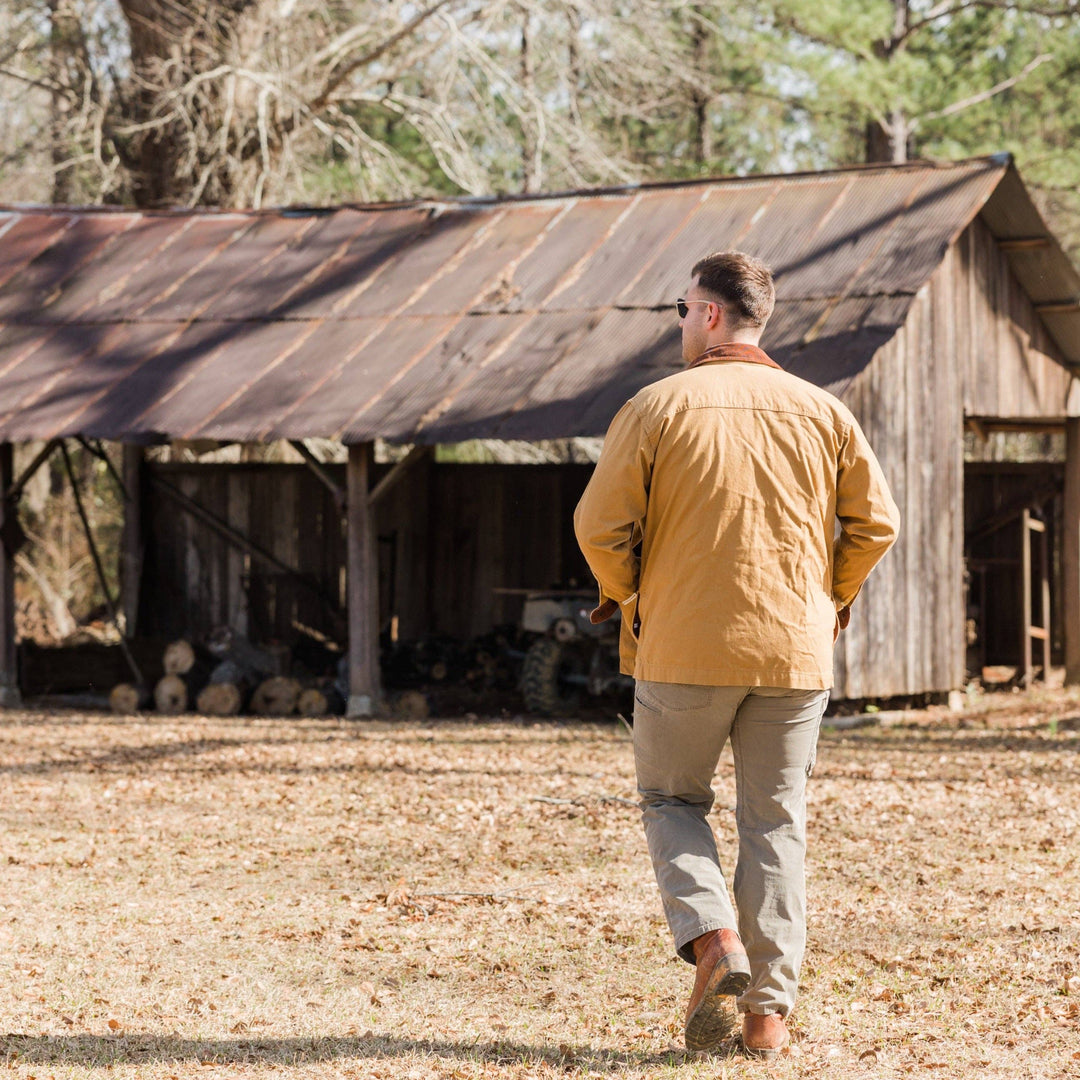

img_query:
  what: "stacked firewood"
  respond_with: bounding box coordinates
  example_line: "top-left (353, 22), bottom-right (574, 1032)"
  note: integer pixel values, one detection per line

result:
top-left (109, 627), bottom-right (343, 718)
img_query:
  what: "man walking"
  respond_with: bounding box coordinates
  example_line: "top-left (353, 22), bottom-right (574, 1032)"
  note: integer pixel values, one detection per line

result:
top-left (574, 252), bottom-right (899, 1058)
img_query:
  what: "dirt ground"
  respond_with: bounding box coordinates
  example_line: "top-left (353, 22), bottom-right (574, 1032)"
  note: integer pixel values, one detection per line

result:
top-left (1, 686), bottom-right (1078, 1079)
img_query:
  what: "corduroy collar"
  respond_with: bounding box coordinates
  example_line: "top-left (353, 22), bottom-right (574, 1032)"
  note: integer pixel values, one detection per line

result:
top-left (688, 342), bottom-right (782, 370)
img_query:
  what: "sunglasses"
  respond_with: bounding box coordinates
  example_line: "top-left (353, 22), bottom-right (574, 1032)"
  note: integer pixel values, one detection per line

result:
top-left (676, 298), bottom-right (713, 319)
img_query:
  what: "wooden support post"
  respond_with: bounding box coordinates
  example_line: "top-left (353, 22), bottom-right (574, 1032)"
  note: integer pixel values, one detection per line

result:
top-left (0, 444), bottom-right (21, 707)
top-left (346, 442), bottom-right (380, 717)
top-left (1066, 418), bottom-right (1080, 685)
top-left (121, 444), bottom-right (143, 638)
top-left (1039, 522), bottom-right (1051, 678)
top-left (1021, 508), bottom-right (1033, 687)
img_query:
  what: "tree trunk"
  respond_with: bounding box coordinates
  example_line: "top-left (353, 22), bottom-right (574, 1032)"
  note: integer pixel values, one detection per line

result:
top-left (116, 0), bottom-right (268, 207)
top-left (866, 0), bottom-right (912, 164)
top-left (47, 0), bottom-right (80, 204)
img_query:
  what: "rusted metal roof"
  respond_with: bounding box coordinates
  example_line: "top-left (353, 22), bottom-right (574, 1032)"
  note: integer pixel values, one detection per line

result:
top-left (0, 156), bottom-right (1075, 444)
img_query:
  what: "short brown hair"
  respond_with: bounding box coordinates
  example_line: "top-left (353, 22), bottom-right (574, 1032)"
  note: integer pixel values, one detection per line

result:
top-left (691, 251), bottom-right (775, 328)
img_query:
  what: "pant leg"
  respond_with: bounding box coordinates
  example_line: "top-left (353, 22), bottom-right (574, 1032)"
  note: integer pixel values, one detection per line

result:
top-left (633, 680), bottom-right (749, 963)
top-left (729, 686), bottom-right (829, 1017)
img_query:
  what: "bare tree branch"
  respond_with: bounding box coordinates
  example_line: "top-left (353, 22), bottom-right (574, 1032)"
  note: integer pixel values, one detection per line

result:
top-left (919, 51), bottom-right (1053, 121)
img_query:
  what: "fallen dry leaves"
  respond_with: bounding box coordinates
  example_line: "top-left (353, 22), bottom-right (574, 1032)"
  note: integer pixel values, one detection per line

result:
top-left (0, 686), bottom-right (1077, 1078)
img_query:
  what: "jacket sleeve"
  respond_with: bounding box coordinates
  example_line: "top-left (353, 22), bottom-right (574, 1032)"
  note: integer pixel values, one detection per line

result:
top-left (574, 400), bottom-right (655, 608)
top-left (832, 417), bottom-right (901, 609)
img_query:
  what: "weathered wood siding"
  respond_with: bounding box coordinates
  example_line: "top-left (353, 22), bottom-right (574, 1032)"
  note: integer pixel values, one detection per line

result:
top-left (834, 216), bottom-right (1075, 697)
top-left (140, 462), bottom-right (593, 645)
top-left (958, 217), bottom-right (1073, 419)
top-left (834, 276), bottom-right (965, 698)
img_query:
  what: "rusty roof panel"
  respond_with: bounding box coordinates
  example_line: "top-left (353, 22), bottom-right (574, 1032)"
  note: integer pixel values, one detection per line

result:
top-left (0, 322), bottom-right (55, 379)
top-left (73, 321), bottom-right (226, 438)
top-left (478, 310), bottom-right (680, 441)
top-left (3, 321), bottom-right (172, 441)
top-left (848, 166), bottom-right (1002, 296)
top-left (92, 217), bottom-right (252, 320)
top-left (407, 203), bottom-right (563, 316)
top-left (617, 182), bottom-right (779, 308)
top-left (352, 313), bottom-right (529, 441)
top-left (138, 214), bottom-right (311, 321)
top-left (0, 213), bottom-right (73, 293)
top-left (0, 323), bottom-right (117, 431)
top-left (268, 314), bottom-right (458, 441)
top-left (212, 315), bottom-right (457, 441)
top-left (133, 320), bottom-right (314, 438)
top-left (41, 215), bottom-right (186, 321)
top-left (340, 210), bottom-right (488, 318)
top-left (196, 213), bottom-right (339, 319)
top-left (278, 208), bottom-right (431, 319)
top-left (775, 173), bottom-right (915, 298)
top-left (0, 215), bottom-right (135, 320)
top-left (413, 311), bottom-right (611, 442)
top-left (480, 197), bottom-right (625, 313)
top-left (735, 177), bottom-right (854, 279)
top-left (565, 188), bottom-right (708, 309)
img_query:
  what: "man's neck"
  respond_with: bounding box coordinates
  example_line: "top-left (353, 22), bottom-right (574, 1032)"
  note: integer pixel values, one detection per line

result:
top-left (705, 330), bottom-right (762, 349)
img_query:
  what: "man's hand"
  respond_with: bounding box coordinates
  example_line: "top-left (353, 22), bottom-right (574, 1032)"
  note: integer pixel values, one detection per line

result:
top-left (834, 605), bottom-right (851, 641)
top-left (589, 598), bottom-right (619, 624)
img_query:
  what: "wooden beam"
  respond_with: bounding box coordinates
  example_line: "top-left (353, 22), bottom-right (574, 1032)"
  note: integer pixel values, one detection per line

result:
top-left (963, 418), bottom-right (1066, 435)
top-left (4, 438), bottom-right (59, 502)
top-left (346, 442), bottom-right (381, 717)
top-left (1064, 418), bottom-right (1080, 684)
top-left (121, 444), bottom-right (143, 638)
top-left (0, 444), bottom-right (20, 707)
top-left (1035, 301), bottom-right (1080, 315)
top-left (289, 439), bottom-right (345, 511)
top-left (998, 237), bottom-right (1051, 251)
top-left (59, 443), bottom-right (145, 687)
top-left (368, 445), bottom-right (430, 507)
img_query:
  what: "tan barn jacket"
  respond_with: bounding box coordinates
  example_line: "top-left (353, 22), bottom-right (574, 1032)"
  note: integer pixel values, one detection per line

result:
top-left (573, 343), bottom-right (900, 689)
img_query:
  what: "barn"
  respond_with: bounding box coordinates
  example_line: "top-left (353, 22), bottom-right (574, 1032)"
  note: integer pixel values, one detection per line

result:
top-left (0, 154), bottom-right (1078, 709)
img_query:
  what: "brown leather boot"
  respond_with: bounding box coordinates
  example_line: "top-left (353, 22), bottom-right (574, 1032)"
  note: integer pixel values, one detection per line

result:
top-left (742, 1012), bottom-right (790, 1059)
top-left (683, 929), bottom-right (751, 1051)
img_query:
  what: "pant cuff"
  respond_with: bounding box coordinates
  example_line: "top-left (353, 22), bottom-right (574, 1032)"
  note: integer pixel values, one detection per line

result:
top-left (674, 920), bottom-right (734, 965)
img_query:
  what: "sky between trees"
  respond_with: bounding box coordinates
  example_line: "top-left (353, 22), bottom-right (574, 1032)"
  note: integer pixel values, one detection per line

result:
top-left (1, 1), bottom-right (1079, 252)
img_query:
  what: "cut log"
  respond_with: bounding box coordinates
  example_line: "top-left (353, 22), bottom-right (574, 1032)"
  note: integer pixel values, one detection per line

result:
top-left (109, 682), bottom-right (148, 714)
top-left (196, 681), bottom-right (242, 717)
top-left (154, 673), bottom-right (188, 713)
top-left (297, 687), bottom-right (329, 717)
top-left (250, 676), bottom-right (301, 716)
top-left (163, 639), bottom-right (196, 675)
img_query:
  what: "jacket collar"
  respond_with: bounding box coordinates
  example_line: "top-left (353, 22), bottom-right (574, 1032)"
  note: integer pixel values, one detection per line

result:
top-left (688, 342), bottom-right (782, 371)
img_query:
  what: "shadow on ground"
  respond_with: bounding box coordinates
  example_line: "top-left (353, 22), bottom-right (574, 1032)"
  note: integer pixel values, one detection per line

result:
top-left (1, 1032), bottom-right (732, 1071)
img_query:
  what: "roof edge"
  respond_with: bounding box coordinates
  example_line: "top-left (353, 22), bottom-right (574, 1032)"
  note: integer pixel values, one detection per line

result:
top-left (0, 155), bottom-right (1013, 218)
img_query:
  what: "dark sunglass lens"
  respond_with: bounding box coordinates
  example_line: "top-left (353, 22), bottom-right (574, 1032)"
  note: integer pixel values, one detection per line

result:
top-left (676, 300), bottom-right (688, 318)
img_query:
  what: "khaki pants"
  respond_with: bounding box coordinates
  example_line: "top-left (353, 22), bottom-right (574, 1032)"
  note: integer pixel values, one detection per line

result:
top-left (633, 681), bottom-right (829, 1017)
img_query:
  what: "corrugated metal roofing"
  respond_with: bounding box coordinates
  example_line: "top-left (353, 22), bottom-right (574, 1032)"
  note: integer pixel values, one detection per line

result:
top-left (0, 156), bottom-right (1075, 443)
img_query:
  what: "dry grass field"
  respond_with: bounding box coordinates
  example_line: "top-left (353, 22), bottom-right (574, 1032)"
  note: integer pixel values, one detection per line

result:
top-left (1, 688), bottom-right (1078, 1079)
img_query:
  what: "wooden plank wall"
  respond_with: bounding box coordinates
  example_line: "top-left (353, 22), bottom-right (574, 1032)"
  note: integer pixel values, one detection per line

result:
top-left (834, 216), bottom-right (1075, 698)
top-left (959, 217), bottom-right (1072, 419)
top-left (834, 265), bottom-right (965, 698)
top-left (140, 461), bottom-right (594, 646)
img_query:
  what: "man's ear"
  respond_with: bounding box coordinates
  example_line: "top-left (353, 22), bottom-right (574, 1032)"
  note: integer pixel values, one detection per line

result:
top-left (706, 301), bottom-right (723, 330)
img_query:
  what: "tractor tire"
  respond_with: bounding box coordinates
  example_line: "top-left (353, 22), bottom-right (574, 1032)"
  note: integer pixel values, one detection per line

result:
top-left (521, 637), bottom-right (584, 716)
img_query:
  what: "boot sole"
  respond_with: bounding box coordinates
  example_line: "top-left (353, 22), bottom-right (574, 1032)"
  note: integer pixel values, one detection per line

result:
top-left (684, 959), bottom-right (751, 1051)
